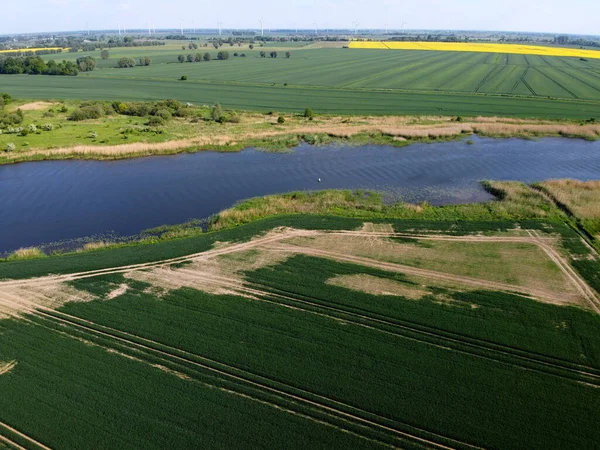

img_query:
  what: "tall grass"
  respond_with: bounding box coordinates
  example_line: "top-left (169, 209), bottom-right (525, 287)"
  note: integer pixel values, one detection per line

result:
top-left (210, 182), bottom-right (566, 230)
top-left (6, 247), bottom-right (46, 261)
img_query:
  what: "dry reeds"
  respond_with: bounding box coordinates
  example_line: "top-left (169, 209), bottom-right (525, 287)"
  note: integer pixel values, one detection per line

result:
top-left (7, 247), bottom-right (45, 260)
top-left (540, 180), bottom-right (600, 220)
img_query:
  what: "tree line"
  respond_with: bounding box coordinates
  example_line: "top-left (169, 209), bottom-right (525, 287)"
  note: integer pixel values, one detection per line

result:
top-left (0, 56), bottom-right (79, 76)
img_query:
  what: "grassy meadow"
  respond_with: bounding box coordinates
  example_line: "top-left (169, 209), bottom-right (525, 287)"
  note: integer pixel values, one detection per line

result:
top-left (3, 98), bottom-right (600, 165)
top-left (2, 43), bottom-right (600, 118)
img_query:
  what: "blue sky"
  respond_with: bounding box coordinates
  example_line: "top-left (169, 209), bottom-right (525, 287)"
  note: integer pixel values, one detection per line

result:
top-left (3, 0), bottom-right (599, 36)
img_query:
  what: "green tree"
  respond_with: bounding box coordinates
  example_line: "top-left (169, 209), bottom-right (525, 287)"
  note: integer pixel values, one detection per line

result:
top-left (139, 56), bottom-right (152, 66)
top-left (203, 52), bottom-right (212, 61)
top-left (76, 56), bottom-right (96, 71)
top-left (211, 103), bottom-right (223, 122)
top-left (260, 51), bottom-right (266, 58)
top-left (249, 44), bottom-right (254, 50)
top-left (117, 57), bottom-right (136, 68)
top-left (187, 54), bottom-right (194, 62)
top-left (277, 116), bottom-right (285, 124)
top-left (304, 107), bottom-right (314, 119)
top-left (217, 51), bottom-right (230, 60)
top-left (285, 51), bottom-right (291, 58)
top-left (100, 50), bottom-right (109, 60)
top-left (178, 55), bottom-right (185, 63)
top-left (270, 51), bottom-right (278, 58)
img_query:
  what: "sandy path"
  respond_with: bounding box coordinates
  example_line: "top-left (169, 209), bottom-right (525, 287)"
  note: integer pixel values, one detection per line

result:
top-left (526, 230), bottom-right (600, 313)
top-left (0, 433), bottom-right (27, 450)
top-left (0, 361), bottom-right (16, 376)
top-left (0, 422), bottom-right (51, 450)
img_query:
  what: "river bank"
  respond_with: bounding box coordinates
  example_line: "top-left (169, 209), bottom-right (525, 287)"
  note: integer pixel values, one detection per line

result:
top-left (1, 100), bottom-right (600, 165)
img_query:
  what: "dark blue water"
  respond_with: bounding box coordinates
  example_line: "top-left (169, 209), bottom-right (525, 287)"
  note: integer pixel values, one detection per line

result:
top-left (1, 136), bottom-right (599, 254)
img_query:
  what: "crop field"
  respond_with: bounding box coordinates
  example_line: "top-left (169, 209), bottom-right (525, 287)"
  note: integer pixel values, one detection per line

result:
top-left (3, 44), bottom-right (600, 118)
top-left (0, 216), bottom-right (599, 449)
top-left (349, 41), bottom-right (600, 59)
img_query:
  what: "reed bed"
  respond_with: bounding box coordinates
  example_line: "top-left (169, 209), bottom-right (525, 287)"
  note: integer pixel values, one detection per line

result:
top-left (6, 247), bottom-right (45, 260)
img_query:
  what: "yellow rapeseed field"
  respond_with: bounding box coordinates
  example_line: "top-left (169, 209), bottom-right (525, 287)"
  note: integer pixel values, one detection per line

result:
top-left (349, 41), bottom-right (600, 59)
top-left (0, 47), bottom-right (66, 54)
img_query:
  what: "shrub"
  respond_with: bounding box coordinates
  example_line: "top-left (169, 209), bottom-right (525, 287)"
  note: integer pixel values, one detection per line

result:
top-left (28, 124), bottom-right (37, 133)
top-left (101, 50), bottom-right (110, 60)
top-left (42, 111), bottom-right (55, 118)
top-left (228, 114), bottom-right (241, 124)
top-left (147, 116), bottom-right (165, 126)
top-left (154, 109), bottom-right (172, 121)
top-left (139, 56), bottom-right (152, 66)
top-left (117, 57), bottom-right (136, 68)
top-left (69, 105), bottom-right (104, 121)
top-left (42, 124), bottom-right (53, 131)
top-left (178, 55), bottom-right (185, 63)
top-left (277, 116), bottom-right (285, 124)
top-left (5, 142), bottom-right (15, 152)
top-left (180, 75), bottom-right (188, 81)
top-left (59, 105), bottom-right (68, 113)
top-left (19, 128), bottom-right (29, 136)
top-left (217, 51), bottom-right (230, 60)
top-left (203, 53), bottom-right (212, 61)
top-left (89, 131), bottom-right (98, 139)
top-left (304, 107), bottom-right (314, 119)
top-left (211, 103), bottom-right (223, 122)
top-left (0, 113), bottom-right (23, 126)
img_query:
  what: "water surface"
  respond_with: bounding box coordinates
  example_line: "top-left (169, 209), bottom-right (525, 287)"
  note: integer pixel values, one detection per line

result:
top-left (1, 136), bottom-right (599, 254)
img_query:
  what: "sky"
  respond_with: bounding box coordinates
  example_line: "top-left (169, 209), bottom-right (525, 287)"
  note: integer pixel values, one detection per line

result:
top-left (3, 0), bottom-right (600, 36)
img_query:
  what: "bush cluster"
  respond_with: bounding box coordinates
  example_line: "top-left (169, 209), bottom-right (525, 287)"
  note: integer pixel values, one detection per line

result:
top-left (0, 56), bottom-right (78, 76)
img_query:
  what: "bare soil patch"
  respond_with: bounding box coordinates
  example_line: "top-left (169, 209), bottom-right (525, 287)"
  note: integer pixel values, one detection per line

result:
top-left (0, 282), bottom-right (93, 319)
top-left (281, 233), bottom-right (581, 301)
top-left (106, 283), bottom-right (128, 299)
top-left (0, 360), bottom-right (16, 376)
top-left (327, 274), bottom-right (431, 300)
top-left (15, 101), bottom-right (57, 111)
top-left (360, 223), bottom-right (394, 233)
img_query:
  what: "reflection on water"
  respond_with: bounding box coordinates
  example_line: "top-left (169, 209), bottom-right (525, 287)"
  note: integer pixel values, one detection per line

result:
top-left (1, 136), bottom-right (599, 254)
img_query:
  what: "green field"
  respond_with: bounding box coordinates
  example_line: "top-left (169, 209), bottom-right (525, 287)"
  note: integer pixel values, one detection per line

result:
top-left (1, 212), bottom-right (599, 449)
top-left (3, 45), bottom-right (600, 118)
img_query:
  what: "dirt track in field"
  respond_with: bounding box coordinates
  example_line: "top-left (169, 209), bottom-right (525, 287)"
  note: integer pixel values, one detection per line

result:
top-left (0, 420), bottom-right (51, 450)
top-left (0, 361), bottom-right (16, 376)
top-left (0, 227), bottom-right (598, 318)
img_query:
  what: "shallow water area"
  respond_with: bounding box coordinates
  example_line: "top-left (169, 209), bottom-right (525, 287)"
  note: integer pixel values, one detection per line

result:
top-left (1, 136), bottom-right (599, 254)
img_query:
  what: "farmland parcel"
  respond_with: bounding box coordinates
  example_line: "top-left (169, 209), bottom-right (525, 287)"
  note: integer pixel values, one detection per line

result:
top-left (3, 44), bottom-right (600, 118)
top-left (0, 183), bottom-right (599, 449)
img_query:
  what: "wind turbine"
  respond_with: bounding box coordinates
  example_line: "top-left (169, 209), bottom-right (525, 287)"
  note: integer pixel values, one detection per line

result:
top-left (218, 21), bottom-right (222, 36)
top-left (148, 21), bottom-right (151, 36)
top-left (353, 21), bottom-right (359, 36)
top-left (314, 21), bottom-right (318, 36)
top-left (260, 19), bottom-right (264, 36)
top-left (117, 22), bottom-right (121, 36)
top-left (180, 21), bottom-right (183, 36)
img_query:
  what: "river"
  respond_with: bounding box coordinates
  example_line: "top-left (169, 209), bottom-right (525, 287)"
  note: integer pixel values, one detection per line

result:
top-left (1, 136), bottom-right (599, 254)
